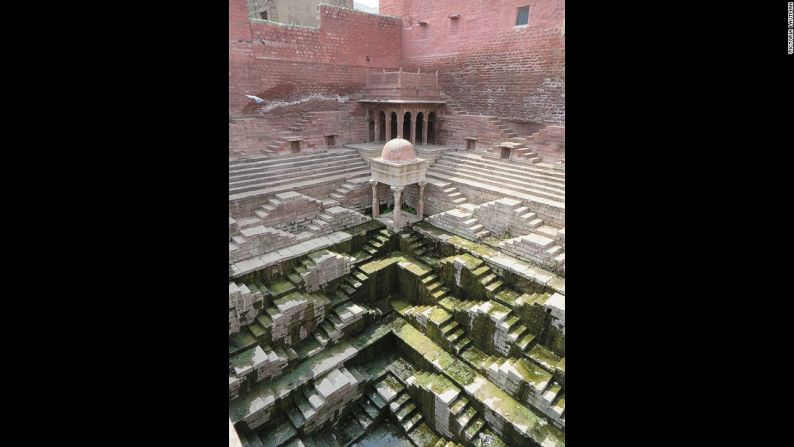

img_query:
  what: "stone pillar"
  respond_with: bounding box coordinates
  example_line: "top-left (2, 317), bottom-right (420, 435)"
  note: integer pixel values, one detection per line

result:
top-left (386, 112), bottom-right (392, 141)
top-left (364, 109), bottom-right (370, 143)
top-left (411, 113), bottom-right (418, 144)
top-left (398, 115), bottom-right (404, 139)
top-left (422, 113), bottom-right (429, 145)
top-left (391, 186), bottom-right (404, 230)
top-left (370, 180), bottom-right (379, 218)
top-left (418, 180), bottom-right (426, 219)
top-left (374, 112), bottom-right (381, 143)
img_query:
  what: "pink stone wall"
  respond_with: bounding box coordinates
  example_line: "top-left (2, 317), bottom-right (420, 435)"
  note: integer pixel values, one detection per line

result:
top-left (381, 0), bottom-right (565, 124)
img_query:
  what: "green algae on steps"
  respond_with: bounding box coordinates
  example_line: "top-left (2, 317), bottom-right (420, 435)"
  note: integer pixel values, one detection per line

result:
top-left (528, 344), bottom-right (562, 372)
top-left (410, 371), bottom-right (461, 399)
top-left (359, 255), bottom-right (404, 275)
top-left (428, 307), bottom-right (452, 326)
top-left (413, 224), bottom-right (565, 295)
top-left (229, 318), bottom-right (395, 425)
top-left (394, 322), bottom-right (564, 446)
top-left (493, 289), bottom-right (521, 308)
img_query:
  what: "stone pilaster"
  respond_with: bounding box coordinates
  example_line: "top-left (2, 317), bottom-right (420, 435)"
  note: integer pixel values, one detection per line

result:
top-left (418, 180), bottom-right (426, 219)
top-left (370, 180), bottom-right (379, 218)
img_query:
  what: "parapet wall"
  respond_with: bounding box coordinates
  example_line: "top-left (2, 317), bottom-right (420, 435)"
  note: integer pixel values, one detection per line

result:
top-left (230, 1), bottom-right (403, 116)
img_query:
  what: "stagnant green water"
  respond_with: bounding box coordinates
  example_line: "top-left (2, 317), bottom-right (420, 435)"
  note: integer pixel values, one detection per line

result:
top-left (354, 420), bottom-right (413, 447)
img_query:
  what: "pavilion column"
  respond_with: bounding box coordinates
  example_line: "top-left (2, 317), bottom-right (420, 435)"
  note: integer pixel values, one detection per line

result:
top-left (411, 112), bottom-right (418, 144)
top-left (370, 180), bottom-right (379, 218)
top-left (398, 115), bottom-right (404, 139)
top-left (418, 180), bottom-right (426, 219)
top-left (374, 114), bottom-right (381, 143)
top-left (364, 110), bottom-right (370, 143)
top-left (391, 186), bottom-right (404, 230)
top-left (422, 113), bottom-right (429, 145)
top-left (386, 112), bottom-right (392, 141)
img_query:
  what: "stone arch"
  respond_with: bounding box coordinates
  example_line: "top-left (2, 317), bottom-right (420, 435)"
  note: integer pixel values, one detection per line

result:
top-left (378, 111), bottom-right (387, 142)
top-left (428, 112), bottom-right (437, 145)
top-left (416, 112), bottom-right (425, 145)
top-left (390, 111), bottom-right (398, 139)
top-left (403, 111), bottom-right (412, 143)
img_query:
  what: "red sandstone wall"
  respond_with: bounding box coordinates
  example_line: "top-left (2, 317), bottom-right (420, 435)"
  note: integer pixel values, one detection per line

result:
top-left (381, 0), bottom-right (565, 124)
top-left (229, 0), bottom-right (403, 116)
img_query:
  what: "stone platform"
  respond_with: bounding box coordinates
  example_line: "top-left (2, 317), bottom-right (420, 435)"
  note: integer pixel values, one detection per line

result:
top-left (375, 210), bottom-right (422, 232)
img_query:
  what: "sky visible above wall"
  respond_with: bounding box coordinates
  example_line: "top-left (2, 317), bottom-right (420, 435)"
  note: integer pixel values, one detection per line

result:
top-left (353, 0), bottom-right (378, 14)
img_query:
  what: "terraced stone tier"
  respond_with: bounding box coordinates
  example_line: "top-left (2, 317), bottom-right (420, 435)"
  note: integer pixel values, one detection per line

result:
top-left (394, 322), bottom-right (564, 447)
top-left (230, 320), bottom-right (395, 429)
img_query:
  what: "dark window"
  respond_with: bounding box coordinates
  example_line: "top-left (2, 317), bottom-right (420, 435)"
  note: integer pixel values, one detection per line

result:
top-left (260, 11), bottom-right (268, 20)
top-left (516, 6), bottom-right (529, 26)
top-left (325, 135), bottom-right (335, 147)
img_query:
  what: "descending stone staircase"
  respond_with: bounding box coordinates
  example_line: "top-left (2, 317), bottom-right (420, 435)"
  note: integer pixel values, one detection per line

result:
top-left (229, 150), bottom-right (371, 200)
top-left (438, 317), bottom-right (474, 354)
top-left (328, 177), bottom-right (373, 211)
top-left (522, 125), bottom-right (565, 164)
top-left (428, 152), bottom-right (565, 204)
top-left (426, 204), bottom-right (489, 241)
top-left (360, 228), bottom-right (393, 260)
top-left (441, 91), bottom-right (551, 165)
top-left (407, 370), bottom-right (488, 443)
top-left (264, 112), bottom-right (317, 154)
top-left (468, 351), bottom-right (565, 427)
top-left (499, 233), bottom-right (565, 273)
top-left (407, 295), bottom-right (564, 427)
top-left (370, 372), bottom-right (449, 446)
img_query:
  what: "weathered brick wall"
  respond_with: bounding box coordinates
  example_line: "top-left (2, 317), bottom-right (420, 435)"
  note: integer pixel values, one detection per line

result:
top-left (230, 0), bottom-right (403, 117)
top-left (230, 100), bottom-right (366, 156)
top-left (381, 0), bottom-right (565, 124)
top-left (440, 113), bottom-right (509, 150)
top-left (302, 109), bottom-right (367, 149)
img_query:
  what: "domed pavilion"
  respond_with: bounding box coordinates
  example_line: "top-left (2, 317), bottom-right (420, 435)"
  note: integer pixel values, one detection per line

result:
top-left (369, 138), bottom-right (428, 230)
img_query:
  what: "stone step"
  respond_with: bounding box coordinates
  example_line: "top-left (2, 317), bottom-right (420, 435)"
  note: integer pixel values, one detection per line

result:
top-left (353, 408), bottom-right (374, 429)
top-left (550, 393), bottom-right (565, 417)
top-left (230, 163), bottom-right (369, 194)
top-left (449, 395), bottom-right (469, 416)
top-left (463, 417), bottom-right (484, 440)
top-left (229, 169), bottom-right (374, 201)
top-left (395, 402), bottom-right (418, 422)
top-left (456, 405), bottom-right (477, 429)
top-left (368, 390), bottom-right (388, 410)
top-left (360, 398), bottom-right (381, 420)
top-left (439, 320), bottom-right (459, 335)
top-left (428, 166), bottom-right (565, 203)
top-left (442, 152), bottom-right (565, 180)
top-left (425, 171), bottom-right (565, 211)
top-left (508, 324), bottom-right (528, 341)
top-left (446, 329), bottom-right (464, 343)
top-left (401, 412), bottom-right (423, 433)
top-left (541, 382), bottom-right (562, 404)
top-left (432, 160), bottom-right (565, 197)
top-left (229, 149), bottom-right (357, 170)
top-left (480, 273), bottom-right (497, 285)
top-left (453, 336), bottom-right (472, 353)
top-left (485, 280), bottom-right (504, 294)
top-left (516, 333), bottom-right (536, 352)
top-left (230, 158), bottom-right (367, 187)
top-left (389, 392), bottom-right (411, 413)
